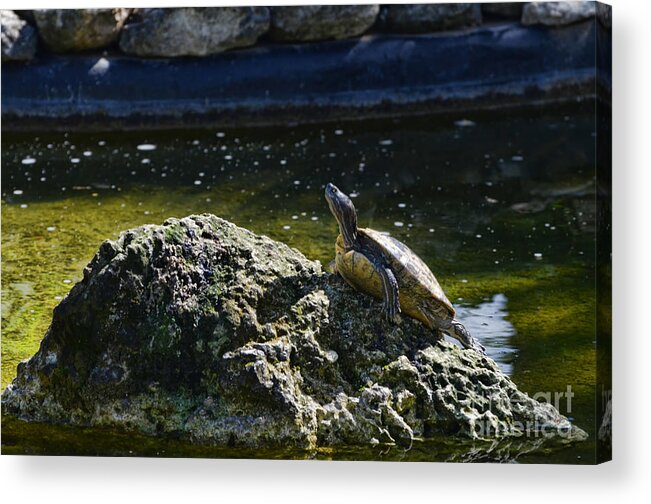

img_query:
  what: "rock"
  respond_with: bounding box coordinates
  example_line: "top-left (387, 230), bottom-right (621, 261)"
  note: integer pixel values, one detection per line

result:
top-left (119, 7), bottom-right (269, 57)
top-left (522, 2), bottom-right (596, 26)
top-left (383, 4), bottom-right (482, 33)
top-left (269, 5), bottom-right (379, 42)
top-left (596, 3), bottom-right (611, 29)
top-left (481, 3), bottom-right (524, 19)
top-left (13, 10), bottom-right (36, 24)
top-left (2, 215), bottom-right (587, 451)
top-left (1, 10), bottom-right (37, 62)
top-left (33, 8), bottom-right (130, 52)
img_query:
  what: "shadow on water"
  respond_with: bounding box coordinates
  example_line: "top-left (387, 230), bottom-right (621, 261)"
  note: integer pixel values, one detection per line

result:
top-left (1, 102), bottom-right (597, 462)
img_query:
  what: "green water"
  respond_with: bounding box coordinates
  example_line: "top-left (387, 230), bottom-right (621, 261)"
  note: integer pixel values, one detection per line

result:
top-left (1, 103), bottom-right (598, 462)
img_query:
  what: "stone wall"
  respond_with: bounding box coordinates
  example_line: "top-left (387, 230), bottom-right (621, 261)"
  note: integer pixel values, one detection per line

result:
top-left (2, 3), bottom-right (601, 62)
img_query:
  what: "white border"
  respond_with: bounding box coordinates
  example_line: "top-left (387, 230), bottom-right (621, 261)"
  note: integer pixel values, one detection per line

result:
top-left (2, 0), bottom-right (651, 502)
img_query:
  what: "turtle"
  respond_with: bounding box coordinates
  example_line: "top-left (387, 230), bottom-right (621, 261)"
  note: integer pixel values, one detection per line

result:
top-left (324, 182), bottom-right (485, 354)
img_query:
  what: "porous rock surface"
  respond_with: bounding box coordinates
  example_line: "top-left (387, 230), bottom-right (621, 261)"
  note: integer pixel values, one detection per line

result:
top-left (2, 215), bottom-right (586, 450)
top-left (119, 7), bottom-right (269, 57)
top-left (269, 5), bottom-right (380, 42)
top-left (522, 1), bottom-right (596, 26)
top-left (33, 8), bottom-right (130, 52)
top-left (1, 10), bottom-right (37, 61)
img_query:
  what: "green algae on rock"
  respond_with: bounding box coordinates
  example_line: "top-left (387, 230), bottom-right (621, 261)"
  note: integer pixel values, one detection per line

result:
top-left (1, 215), bottom-right (587, 450)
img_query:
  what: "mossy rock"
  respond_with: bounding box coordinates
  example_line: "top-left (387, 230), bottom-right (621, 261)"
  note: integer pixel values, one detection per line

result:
top-left (2, 214), bottom-right (587, 452)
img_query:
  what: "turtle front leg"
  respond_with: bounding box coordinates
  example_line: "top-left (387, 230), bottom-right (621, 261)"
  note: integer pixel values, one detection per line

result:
top-left (447, 319), bottom-right (486, 355)
top-left (379, 266), bottom-right (401, 324)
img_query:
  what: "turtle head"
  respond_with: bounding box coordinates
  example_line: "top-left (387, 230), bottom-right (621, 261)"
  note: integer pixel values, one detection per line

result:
top-left (325, 183), bottom-right (358, 249)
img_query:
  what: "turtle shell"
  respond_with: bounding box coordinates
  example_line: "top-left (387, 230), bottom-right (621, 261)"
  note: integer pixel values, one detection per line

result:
top-left (334, 228), bottom-right (455, 328)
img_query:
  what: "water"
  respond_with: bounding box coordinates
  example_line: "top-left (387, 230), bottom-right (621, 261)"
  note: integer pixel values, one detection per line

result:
top-left (1, 102), bottom-right (598, 463)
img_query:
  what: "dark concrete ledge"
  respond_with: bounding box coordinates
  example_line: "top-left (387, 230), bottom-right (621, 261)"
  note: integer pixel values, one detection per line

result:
top-left (1, 21), bottom-right (600, 131)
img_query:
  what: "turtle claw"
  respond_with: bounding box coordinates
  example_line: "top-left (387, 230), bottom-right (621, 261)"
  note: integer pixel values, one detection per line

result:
top-left (449, 319), bottom-right (486, 355)
top-left (465, 333), bottom-right (487, 355)
top-left (473, 341), bottom-right (487, 356)
top-left (383, 302), bottom-right (402, 325)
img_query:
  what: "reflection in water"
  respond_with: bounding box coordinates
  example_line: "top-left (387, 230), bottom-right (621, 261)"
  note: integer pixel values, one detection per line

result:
top-left (454, 294), bottom-right (517, 375)
top-left (1, 103), bottom-right (598, 463)
top-left (0, 414), bottom-right (577, 463)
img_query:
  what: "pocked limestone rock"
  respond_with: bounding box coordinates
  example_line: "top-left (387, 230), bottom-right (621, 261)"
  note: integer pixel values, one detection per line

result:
top-left (33, 8), bottom-right (131, 52)
top-left (269, 5), bottom-right (380, 42)
top-left (2, 215), bottom-right (587, 451)
top-left (119, 7), bottom-right (270, 57)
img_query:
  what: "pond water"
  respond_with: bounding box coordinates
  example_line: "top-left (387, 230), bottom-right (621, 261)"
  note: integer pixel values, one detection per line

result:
top-left (1, 102), bottom-right (597, 463)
